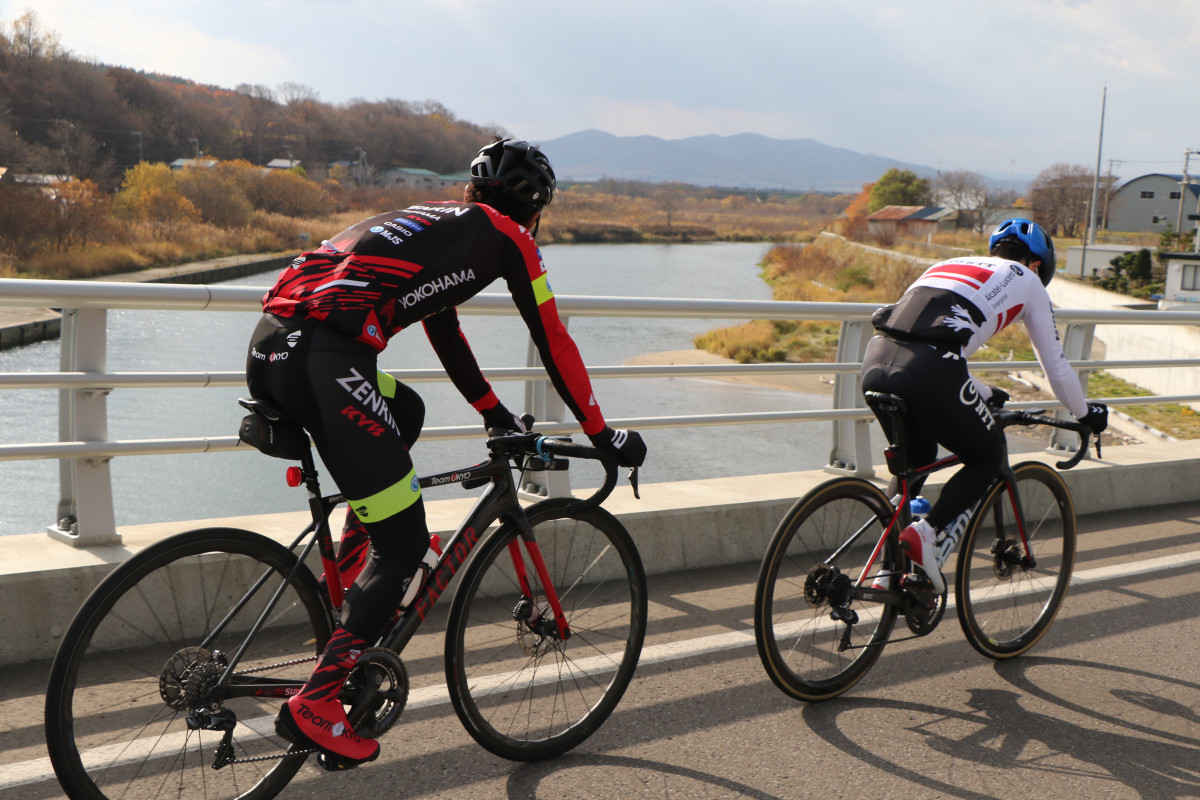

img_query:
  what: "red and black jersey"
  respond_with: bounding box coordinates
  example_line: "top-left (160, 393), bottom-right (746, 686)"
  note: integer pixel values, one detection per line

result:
top-left (262, 202), bottom-right (605, 435)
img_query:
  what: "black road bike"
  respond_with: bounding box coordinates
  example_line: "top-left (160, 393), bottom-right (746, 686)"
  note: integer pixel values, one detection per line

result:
top-left (45, 399), bottom-right (647, 800)
top-left (755, 391), bottom-right (1096, 702)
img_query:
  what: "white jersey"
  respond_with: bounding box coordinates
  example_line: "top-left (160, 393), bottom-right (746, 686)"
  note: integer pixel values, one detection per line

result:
top-left (872, 256), bottom-right (1087, 418)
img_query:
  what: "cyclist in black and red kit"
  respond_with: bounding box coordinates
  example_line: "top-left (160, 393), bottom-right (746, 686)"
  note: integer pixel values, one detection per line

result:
top-left (861, 218), bottom-right (1107, 596)
top-left (245, 138), bottom-right (646, 766)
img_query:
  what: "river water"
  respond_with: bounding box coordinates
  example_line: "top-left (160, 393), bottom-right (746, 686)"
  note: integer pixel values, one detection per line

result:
top-left (0, 242), bottom-right (872, 537)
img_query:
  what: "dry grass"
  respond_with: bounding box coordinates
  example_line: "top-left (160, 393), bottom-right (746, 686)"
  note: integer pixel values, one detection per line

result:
top-left (695, 237), bottom-right (925, 360)
top-left (541, 190), bottom-right (838, 244)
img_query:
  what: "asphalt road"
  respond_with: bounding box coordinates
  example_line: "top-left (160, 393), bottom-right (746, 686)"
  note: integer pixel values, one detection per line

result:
top-left (5, 499), bottom-right (1200, 800)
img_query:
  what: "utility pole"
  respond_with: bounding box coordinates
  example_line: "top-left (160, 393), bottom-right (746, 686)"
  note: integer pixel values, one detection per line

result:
top-left (1175, 149), bottom-right (1198, 237)
top-left (1102, 158), bottom-right (1124, 230)
top-left (1081, 85), bottom-right (1106, 278)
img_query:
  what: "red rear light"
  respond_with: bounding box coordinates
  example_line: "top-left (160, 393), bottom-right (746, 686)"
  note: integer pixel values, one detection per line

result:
top-left (286, 466), bottom-right (303, 487)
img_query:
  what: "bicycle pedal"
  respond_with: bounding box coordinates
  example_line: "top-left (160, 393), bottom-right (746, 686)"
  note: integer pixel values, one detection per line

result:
top-left (316, 751), bottom-right (366, 771)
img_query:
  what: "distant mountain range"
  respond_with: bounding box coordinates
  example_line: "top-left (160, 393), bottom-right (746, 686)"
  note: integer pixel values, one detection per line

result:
top-left (537, 130), bottom-right (942, 194)
top-left (538, 130), bottom-right (1031, 195)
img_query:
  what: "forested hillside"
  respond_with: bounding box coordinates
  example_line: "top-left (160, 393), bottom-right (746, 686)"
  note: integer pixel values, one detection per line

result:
top-left (0, 11), bottom-right (500, 188)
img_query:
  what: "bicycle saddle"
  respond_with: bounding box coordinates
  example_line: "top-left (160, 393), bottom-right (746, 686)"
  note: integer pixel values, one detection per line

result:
top-left (863, 391), bottom-right (908, 417)
top-left (237, 397), bottom-right (310, 460)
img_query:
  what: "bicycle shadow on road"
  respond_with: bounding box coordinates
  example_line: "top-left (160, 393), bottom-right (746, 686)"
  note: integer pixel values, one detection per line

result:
top-left (505, 753), bottom-right (787, 800)
top-left (800, 657), bottom-right (1200, 800)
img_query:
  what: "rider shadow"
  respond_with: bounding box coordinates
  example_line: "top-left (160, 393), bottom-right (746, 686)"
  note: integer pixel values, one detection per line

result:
top-left (505, 753), bottom-right (787, 800)
top-left (989, 654), bottom-right (1200, 747)
top-left (922, 688), bottom-right (1200, 797)
top-left (801, 675), bottom-right (1200, 800)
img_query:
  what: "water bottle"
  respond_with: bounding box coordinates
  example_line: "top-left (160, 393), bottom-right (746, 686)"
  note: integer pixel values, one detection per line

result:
top-left (399, 534), bottom-right (443, 608)
top-left (909, 496), bottom-right (931, 520)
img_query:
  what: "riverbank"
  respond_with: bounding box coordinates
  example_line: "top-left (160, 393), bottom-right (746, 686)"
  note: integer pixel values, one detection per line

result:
top-left (626, 348), bottom-right (836, 394)
top-left (0, 252), bottom-right (290, 350)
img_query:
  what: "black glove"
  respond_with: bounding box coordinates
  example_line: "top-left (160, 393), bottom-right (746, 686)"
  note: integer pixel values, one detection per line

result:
top-left (588, 426), bottom-right (647, 467)
top-left (986, 387), bottom-right (1009, 409)
top-left (1078, 402), bottom-right (1108, 434)
top-left (480, 402), bottom-right (527, 435)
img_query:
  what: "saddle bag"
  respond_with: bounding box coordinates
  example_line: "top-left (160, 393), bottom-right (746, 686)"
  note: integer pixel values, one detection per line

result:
top-left (238, 411), bottom-right (310, 461)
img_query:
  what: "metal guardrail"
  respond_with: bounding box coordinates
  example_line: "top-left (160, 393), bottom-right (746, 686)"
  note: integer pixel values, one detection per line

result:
top-left (3, 277), bottom-right (1200, 546)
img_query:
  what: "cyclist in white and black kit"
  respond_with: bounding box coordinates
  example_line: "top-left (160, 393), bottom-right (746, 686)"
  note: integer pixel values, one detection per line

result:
top-left (861, 218), bottom-right (1108, 594)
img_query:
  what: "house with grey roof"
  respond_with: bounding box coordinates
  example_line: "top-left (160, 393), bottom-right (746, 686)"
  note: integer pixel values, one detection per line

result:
top-left (1106, 173), bottom-right (1200, 233)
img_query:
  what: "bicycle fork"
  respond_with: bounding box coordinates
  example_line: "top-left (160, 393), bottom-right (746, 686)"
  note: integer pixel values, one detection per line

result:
top-left (504, 509), bottom-right (572, 642)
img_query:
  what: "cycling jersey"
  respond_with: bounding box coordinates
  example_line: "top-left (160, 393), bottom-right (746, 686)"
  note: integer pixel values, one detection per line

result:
top-left (262, 201), bottom-right (605, 436)
top-left (871, 256), bottom-right (1087, 418)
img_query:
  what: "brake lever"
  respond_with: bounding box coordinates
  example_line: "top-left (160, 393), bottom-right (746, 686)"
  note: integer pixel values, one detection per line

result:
top-left (627, 466), bottom-right (641, 500)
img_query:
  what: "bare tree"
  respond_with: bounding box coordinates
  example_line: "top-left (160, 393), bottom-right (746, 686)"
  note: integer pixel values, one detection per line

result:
top-left (654, 182), bottom-right (686, 235)
top-left (9, 11), bottom-right (62, 78)
top-left (277, 82), bottom-right (318, 106)
top-left (1030, 163), bottom-right (1094, 237)
top-left (934, 169), bottom-right (988, 231)
top-left (236, 83), bottom-right (278, 164)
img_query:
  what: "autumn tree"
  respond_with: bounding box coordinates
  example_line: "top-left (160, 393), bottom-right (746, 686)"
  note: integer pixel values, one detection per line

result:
top-left (114, 161), bottom-right (199, 237)
top-left (251, 168), bottom-right (335, 217)
top-left (867, 168), bottom-right (932, 213)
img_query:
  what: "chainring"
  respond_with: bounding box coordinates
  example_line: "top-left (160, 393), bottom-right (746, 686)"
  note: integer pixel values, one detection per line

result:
top-left (903, 574), bottom-right (947, 635)
top-left (344, 647), bottom-right (408, 740)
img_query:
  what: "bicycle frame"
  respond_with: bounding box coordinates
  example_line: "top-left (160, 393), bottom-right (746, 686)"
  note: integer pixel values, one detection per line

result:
top-left (853, 403), bottom-right (1090, 603)
top-left (212, 440), bottom-right (576, 701)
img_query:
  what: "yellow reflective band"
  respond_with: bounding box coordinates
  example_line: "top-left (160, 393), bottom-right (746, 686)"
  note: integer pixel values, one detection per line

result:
top-left (347, 468), bottom-right (421, 523)
top-left (376, 369), bottom-right (397, 399)
top-left (531, 273), bottom-right (554, 306)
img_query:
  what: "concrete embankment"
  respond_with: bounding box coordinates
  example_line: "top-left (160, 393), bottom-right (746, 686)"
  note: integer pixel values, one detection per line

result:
top-left (0, 252), bottom-right (290, 350)
top-left (3, 437), bottom-right (1199, 666)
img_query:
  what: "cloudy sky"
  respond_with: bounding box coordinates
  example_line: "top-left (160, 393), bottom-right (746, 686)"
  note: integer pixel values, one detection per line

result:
top-left (12, 0), bottom-right (1200, 180)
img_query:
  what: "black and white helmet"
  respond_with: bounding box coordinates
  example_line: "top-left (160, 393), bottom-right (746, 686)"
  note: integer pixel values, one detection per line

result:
top-left (470, 139), bottom-right (555, 210)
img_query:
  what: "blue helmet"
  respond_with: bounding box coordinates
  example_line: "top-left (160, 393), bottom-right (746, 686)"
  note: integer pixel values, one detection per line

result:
top-left (989, 218), bottom-right (1056, 285)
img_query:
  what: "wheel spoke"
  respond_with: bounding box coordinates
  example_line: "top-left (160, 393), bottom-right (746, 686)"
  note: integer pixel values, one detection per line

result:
top-left (45, 529), bottom-right (330, 800)
top-left (447, 506), bottom-right (646, 760)
top-left (956, 463), bottom-right (1075, 658)
top-left (755, 478), bottom-right (898, 701)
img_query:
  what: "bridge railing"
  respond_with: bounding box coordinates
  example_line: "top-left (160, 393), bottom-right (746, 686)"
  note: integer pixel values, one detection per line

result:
top-left (3, 277), bottom-right (1200, 546)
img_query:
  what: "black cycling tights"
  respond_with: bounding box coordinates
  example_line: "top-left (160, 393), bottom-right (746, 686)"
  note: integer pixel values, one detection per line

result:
top-left (247, 314), bottom-right (429, 641)
top-left (861, 335), bottom-right (1004, 532)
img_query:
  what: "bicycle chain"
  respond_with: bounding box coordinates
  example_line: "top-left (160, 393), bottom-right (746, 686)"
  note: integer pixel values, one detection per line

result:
top-left (227, 748), bottom-right (319, 765)
top-left (214, 656), bottom-right (320, 766)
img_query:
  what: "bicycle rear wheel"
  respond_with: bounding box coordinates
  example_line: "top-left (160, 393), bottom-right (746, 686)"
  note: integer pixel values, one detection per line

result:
top-left (755, 477), bottom-right (900, 701)
top-left (955, 461), bottom-right (1076, 659)
top-left (445, 500), bottom-right (647, 761)
top-left (45, 528), bottom-right (332, 800)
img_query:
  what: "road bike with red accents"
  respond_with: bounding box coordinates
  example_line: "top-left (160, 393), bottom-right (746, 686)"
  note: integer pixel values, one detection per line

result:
top-left (754, 391), bottom-right (1096, 702)
top-left (45, 399), bottom-right (646, 800)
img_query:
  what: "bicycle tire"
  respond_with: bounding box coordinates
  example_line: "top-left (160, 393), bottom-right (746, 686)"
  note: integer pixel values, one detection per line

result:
top-left (45, 527), bottom-right (332, 800)
top-left (955, 461), bottom-right (1076, 659)
top-left (755, 477), bottom-right (900, 701)
top-left (445, 499), bottom-right (647, 761)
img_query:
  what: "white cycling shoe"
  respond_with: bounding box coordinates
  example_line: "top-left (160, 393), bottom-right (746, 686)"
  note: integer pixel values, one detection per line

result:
top-left (899, 519), bottom-right (945, 595)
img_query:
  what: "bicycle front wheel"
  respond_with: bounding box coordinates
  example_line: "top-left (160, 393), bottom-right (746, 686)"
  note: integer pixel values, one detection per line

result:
top-left (45, 528), bottom-right (332, 800)
top-left (955, 461), bottom-right (1076, 659)
top-left (445, 501), bottom-right (647, 761)
top-left (755, 477), bottom-right (900, 702)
